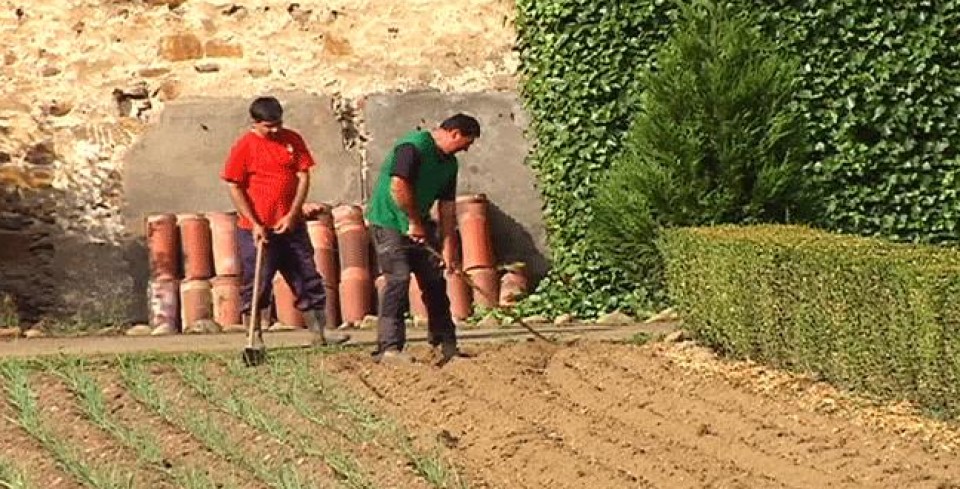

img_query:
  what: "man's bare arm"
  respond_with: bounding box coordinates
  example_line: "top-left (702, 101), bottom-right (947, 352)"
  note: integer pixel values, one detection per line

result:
top-left (390, 176), bottom-right (426, 239)
top-left (272, 171), bottom-right (309, 234)
top-left (291, 171), bottom-right (310, 218)
top-left (228, 183), bottom-right (268, 243)
top-left (228, 183), bottom-right (259, 226)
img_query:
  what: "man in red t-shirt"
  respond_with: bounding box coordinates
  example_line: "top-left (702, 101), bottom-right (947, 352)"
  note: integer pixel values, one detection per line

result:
top-left (221, 96), bottom-right (349, 347)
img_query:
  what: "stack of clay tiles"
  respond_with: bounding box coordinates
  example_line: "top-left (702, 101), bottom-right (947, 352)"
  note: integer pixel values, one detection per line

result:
top-left (457, 194), bottom-right (500, 310)
top-left (301, 198), bottom-right (518, 328)
top-left (145, 212), bottom-right (234, 335)
top-left (404, 193), bottom-right (525, 323)
top-left (143, 196), bottom-right (530, 335)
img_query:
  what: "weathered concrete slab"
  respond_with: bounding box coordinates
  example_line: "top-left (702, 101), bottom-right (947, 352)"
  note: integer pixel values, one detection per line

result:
top-left (0, 228), bottom-right (56, 320)
top-left (0, 226), bottom-right (138, 323)
top-left (362, 90), bottom-right (549, 282)
top-left (122, 91), bottom-right (361, 235)
top-left (50, 236), bottom-right (139, 324)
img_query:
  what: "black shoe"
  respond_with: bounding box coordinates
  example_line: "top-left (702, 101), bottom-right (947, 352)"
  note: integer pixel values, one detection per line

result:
top-left (431, 341), bottom-right (466, 367)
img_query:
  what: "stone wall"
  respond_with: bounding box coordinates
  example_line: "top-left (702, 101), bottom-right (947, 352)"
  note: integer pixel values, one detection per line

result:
top-left (0, 0), bottom-right (527, 322)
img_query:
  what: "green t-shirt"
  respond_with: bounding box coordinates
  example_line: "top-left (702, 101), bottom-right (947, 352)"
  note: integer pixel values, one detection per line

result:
top-left (365, 130), bottom-right (458, 233)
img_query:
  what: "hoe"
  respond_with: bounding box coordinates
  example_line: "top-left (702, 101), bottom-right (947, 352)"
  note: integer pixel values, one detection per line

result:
top-left (242, 239), bottom-right (267, 367)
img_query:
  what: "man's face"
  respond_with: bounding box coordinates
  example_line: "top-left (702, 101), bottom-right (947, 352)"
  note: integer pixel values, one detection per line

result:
top-left (445, 130), bottom-right (476, 154)
top-left (253, 119), bottom-right (282, 137)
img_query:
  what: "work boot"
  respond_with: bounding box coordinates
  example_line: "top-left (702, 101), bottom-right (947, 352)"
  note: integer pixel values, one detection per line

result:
top-left (304, 309), bottom-right (350, 346)
top-left (441, 342), bottom-right (459, 361)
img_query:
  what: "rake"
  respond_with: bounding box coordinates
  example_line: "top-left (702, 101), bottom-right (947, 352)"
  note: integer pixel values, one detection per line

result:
top-left (418, 242), bottom-right (555, 344)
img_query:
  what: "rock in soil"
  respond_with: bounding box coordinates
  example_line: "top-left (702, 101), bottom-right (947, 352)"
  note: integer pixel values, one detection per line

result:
top-left (645, 307), bottom-right (679, 323)
top-left (554, 313), bottom-right (574, 325)
top-left (150, 324), bottom-right (178, 336)
top-left (0, 327), bottom-right (22, 338)
top-left (125, 324), bottom-right (153, 336)
top-left (562, 335), bottom-right (583, 346)
top-left (597, 311), bottom-right (633, 325)
top-left (477, 314), bottom-right (500, 329)
top-left (663, 330), bottom-right (689, 343)
top-left (522, 315), bottom-right (549, 324)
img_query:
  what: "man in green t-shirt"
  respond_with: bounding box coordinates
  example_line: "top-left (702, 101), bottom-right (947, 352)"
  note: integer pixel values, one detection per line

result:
top-left (365, 113), bottom-right (481, 365)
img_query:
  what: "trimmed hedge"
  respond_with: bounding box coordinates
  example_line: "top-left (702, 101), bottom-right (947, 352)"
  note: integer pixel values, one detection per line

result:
top-left (659, 225), bottom-right (960, 415)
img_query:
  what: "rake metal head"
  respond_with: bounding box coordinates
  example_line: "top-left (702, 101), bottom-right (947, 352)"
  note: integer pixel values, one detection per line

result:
top-left (242, 346), bottom-right (267, 367)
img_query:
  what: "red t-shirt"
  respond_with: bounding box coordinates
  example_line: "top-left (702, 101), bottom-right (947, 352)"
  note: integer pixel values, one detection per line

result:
top-left (221, 129), bottom-right (316, 229)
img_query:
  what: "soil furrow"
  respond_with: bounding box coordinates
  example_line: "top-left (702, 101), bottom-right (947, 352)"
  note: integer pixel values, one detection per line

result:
top-left (322, 341), bottom-right (960, 489)
top-left (444, 343), bottom-right (795, 489)
top-left (301, 353), bottom-right (478, 489)
top-left (591, 344), bottom-right (959, 487)
top-left (94, 367), bottom-right (261, 489)
top-left (0, 382), bottom-right (79, 489)
top-left (329, 349), bottom-right (637, 489)
top-left (435, 350), bottom-right (668, 488)
top-left (4, 338), bottom-right (960, 489)
top-left (151, 362), bottom-right (338, 488)
top-left (208, 357), bottom-right (434, 489)
top-left (31, 372), bottom-right (170, 488)
top-left (538, 348), bottom-right (844, 488)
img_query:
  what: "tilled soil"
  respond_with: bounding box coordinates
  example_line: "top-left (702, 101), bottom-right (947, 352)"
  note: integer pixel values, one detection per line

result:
top-left (327, 340), bottom-right (960, 489)
top-left (149, 362), bottom-right (339, 488)
top-left (3, 338), bottom-right (960, 489)
top-left (200, 358), bottom-right (434, 489)
top-left (0, 351), bottom-right (466, 489)
top-left (31, 372), bottom-right (170, 488)
top-left (95, 368), bottom-right (260, 488)
top-left (0, 387), bottom-right (80, 488)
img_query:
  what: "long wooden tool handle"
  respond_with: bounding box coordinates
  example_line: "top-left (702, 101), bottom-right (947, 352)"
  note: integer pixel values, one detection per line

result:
top-left (247, 239), bottom-right (265, 345)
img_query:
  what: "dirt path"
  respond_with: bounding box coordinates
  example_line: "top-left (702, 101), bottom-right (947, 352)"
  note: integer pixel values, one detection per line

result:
top-left (326, 340), bottom-right (960, 489)
top-left (0, 322), bottom-right (674, 358)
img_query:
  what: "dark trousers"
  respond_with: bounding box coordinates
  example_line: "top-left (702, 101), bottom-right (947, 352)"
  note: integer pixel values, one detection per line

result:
top-left (238, 224), bottom-right (326, 314)
top-left (371, 224), bottom-right (456, 353)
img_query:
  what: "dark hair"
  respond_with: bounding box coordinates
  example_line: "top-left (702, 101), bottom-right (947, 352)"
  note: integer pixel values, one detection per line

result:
top-left (440, 113), bottom-right (481, 138)
top-left (249, 96), bottom-right (283, 123)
